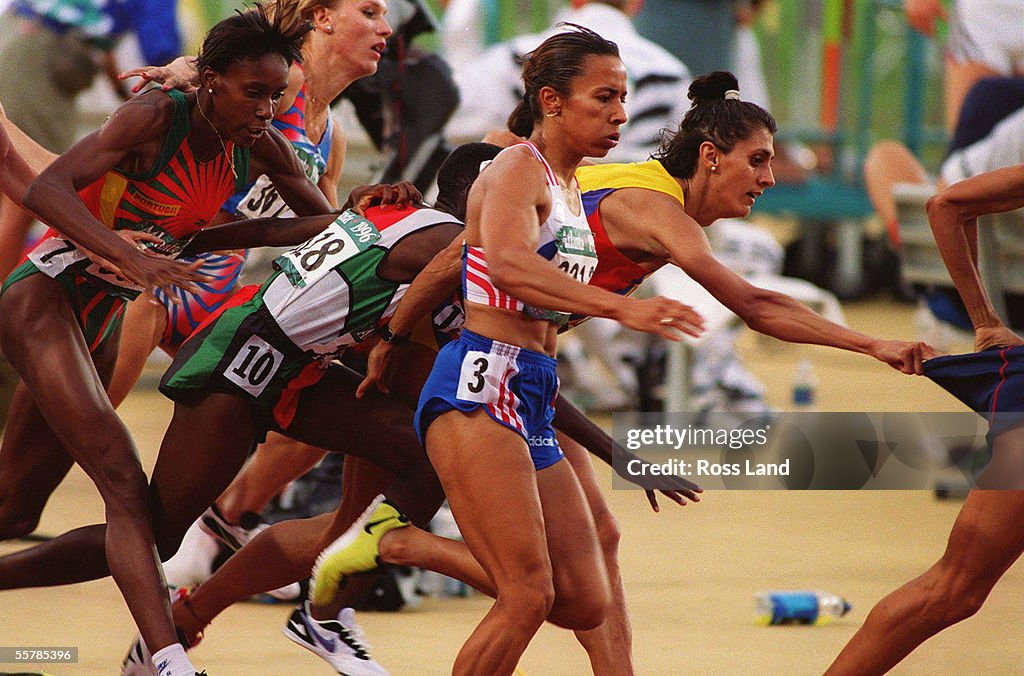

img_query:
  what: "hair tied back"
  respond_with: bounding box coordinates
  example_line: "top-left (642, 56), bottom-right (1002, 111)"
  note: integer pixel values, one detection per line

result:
top-left (724, 89), bottom-right (741, 100)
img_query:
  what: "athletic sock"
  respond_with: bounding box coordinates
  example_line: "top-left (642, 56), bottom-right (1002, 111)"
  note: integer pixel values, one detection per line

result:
top-left (151, 643), bottom-right (196, 676)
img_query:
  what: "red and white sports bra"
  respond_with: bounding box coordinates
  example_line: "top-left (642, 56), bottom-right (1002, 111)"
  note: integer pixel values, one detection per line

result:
top-left (461, 142), bottom-right (598, 325)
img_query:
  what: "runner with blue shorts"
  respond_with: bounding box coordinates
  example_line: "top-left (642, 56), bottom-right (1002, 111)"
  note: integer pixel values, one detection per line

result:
top-left (829, 165), bottom-right (1024, 674)
top-left (311, 27), bottom-right (704, 675)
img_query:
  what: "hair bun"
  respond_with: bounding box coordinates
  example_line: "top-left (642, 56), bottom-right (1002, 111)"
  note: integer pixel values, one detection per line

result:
top-left (688, 71), bottom-right (741, 106)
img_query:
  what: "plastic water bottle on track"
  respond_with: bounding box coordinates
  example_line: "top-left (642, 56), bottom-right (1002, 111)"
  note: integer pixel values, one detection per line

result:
top-left (755, 590), bottom-right (851, 625)
top-left (791, 359), bottom-right (817, 410)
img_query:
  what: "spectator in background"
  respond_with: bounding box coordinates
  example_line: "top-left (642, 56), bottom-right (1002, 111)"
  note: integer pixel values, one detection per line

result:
top-left (864, 76), bottom-right (1024, 345)
top-left (446, 0), bottom-right (692, 162)
top-left (904, 0), bottom-right (1024, 131)
top-left (732, 0), bottom-right (770, 111)
top-left (730, 0), bottom-right (812, 183)
top-left (0, 0), bottom-right (182, 280)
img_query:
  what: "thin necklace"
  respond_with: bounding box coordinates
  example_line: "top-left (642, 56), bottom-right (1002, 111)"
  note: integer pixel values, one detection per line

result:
top-left (305, 71), bottom-right (328, 109)
top-left (196, 96), bottom-right (237, 180)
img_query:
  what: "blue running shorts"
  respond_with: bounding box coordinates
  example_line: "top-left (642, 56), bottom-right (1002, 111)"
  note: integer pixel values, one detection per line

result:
top-left (925, 346), bottom-right (1024, 443)
top-left (415, 329), bottom-right (564, 470)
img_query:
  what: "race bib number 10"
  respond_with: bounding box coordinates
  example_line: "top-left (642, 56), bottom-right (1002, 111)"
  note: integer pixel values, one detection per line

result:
top-left (275, 210), bottom-right (381, 288)
top-left (224, 335), bottom-right (284, 397)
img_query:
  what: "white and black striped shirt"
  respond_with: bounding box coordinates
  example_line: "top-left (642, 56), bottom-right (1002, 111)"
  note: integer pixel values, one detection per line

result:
top-left (448, 3), bottom-right (691, 162)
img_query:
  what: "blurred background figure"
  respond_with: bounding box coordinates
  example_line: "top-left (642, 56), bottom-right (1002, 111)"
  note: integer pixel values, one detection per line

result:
top-left (444, 0), bottom-right (692, 162)
top-left (904, 0), bottom-right (1024, 131)
top-left (732, 0), bottom-right (771, 110)
top-left (338, 0), bottom-right (459, 192)
top-left (864, 75), bottom-right (1024, 349)
top-left (0, 0), bottom-right (182, 281)
top-left (632, 0), bottom-right (735, 76)
top-left (437, 0), bottom-right (485, 76)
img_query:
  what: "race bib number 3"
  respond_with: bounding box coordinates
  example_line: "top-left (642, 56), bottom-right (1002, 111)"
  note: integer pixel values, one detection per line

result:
top-left (224, 335), bottom-right (285, 397)
top-left (456, 350), bottom-right (516, 404)
top-left (275, 210), bottom-right (381, 288)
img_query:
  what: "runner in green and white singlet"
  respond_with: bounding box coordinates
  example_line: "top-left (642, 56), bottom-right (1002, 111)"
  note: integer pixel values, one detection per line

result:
top-left (162, 203), bottom-right (464, 432)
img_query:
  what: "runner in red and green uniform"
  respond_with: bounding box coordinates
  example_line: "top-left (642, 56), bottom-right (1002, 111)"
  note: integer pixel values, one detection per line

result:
top-left (0, 10), bottom-right (331, 674)
top-left (0, 146), bottom-right (502, 643)
top-left (4, 89), bottom-right (250, 350)
top-left (106, 0), bottom-right (394, 570)
top-left (163, 204), bottom-right (461, 433)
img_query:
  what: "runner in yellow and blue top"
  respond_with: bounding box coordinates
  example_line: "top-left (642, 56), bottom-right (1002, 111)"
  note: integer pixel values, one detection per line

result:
top-left (567, 73), bottom-right (934, 382)
top-left (0, 11), bottom-right (332, 675)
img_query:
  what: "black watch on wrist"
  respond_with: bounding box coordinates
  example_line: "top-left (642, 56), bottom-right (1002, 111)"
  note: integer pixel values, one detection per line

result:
top-left (378, 323), bottom-right (411, 345)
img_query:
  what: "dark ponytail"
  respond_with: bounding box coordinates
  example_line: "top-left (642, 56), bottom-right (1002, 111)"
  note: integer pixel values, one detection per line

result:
top-left (506, 23), bottom-right (619, 137)
top-left (653, 71), bottom-right (776, 179)
top-left (508, 92), bottom-right (535, 138)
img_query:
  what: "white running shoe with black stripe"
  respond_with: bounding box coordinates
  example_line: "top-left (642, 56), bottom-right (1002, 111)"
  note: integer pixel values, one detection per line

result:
top-left (120, 633), bottom-right (156, 676)
top-left (283, 602), bottom-right (388, 675)
top-left (120, 587), bottom-right (195, 676)
top-left (198, 504), bottom-right (261, 552)
top-left (197, 504), bottom-right (302, 601)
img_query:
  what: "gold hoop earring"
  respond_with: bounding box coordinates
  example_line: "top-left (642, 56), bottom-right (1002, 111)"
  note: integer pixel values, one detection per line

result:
top-left (546, 110), bottom-right (558, 117)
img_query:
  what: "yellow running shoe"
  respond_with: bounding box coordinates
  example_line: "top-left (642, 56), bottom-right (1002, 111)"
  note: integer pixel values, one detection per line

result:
top-left (311, 494), bottom-right (410, 606)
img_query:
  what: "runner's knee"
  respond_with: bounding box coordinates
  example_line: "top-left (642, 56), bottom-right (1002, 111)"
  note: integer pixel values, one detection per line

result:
top-left (921, 558), bottom-right (992, 628)
top-left (592, 507), bottom-right (621, 560)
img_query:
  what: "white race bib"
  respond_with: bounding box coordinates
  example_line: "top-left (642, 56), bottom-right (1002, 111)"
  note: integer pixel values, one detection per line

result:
top-left (275, 211), bottom-right (381, 288)
top-left (456, 349), bottom-right (515, 404)
top-left (237, 175), bottom-right (294, 220)
top-left (224, 335), bottom-right (285, 397)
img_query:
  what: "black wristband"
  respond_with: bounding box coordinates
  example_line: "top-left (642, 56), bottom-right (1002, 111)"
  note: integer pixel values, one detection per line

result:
top-left (378, 323), bottom-right (411, 345)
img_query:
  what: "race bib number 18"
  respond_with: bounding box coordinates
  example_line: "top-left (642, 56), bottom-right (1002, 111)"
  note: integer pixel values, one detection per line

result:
top-left (275, 210), bottom-right (381, 288)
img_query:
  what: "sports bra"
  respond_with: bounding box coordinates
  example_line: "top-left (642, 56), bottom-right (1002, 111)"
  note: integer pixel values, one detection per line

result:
top-left (462, 141), bottom-right (598, 326)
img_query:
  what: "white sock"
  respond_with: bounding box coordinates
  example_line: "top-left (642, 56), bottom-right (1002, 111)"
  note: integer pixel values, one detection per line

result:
top-left (151, 643), bottom-right (196, 676)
